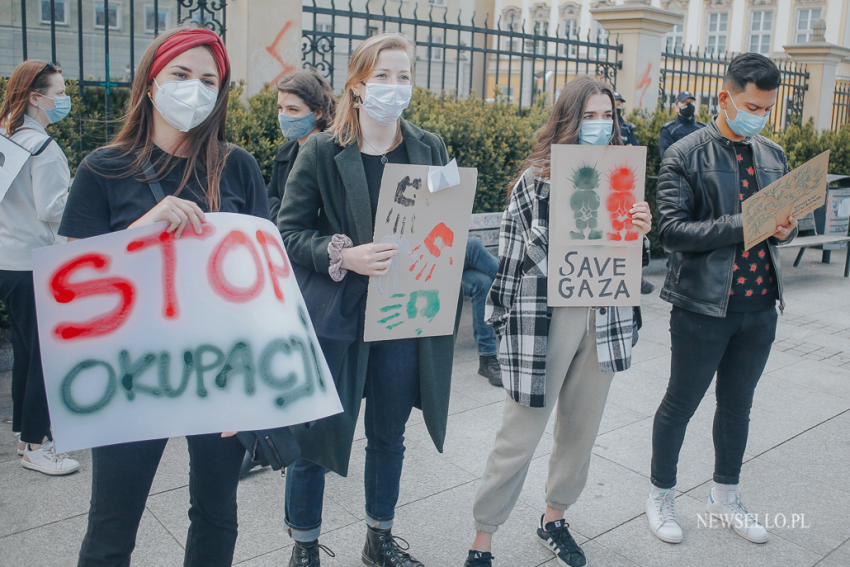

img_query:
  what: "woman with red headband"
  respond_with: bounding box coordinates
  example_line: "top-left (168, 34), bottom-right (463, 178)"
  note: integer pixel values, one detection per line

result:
top-left (58, 26), bottom-right (268, 566)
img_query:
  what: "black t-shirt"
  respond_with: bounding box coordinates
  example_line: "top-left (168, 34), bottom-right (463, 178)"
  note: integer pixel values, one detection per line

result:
top-left (361, 144), bottom-right (410, 221)
top-left (59, 144), bottom-right (269, 238)
top-left (727, 142), bottom-right (777, 312)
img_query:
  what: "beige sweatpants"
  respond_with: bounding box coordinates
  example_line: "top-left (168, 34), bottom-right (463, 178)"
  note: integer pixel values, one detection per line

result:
top-left (473, 306), bottom-right (614, 532)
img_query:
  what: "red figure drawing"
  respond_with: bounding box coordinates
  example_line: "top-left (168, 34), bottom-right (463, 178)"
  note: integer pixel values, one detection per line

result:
top-left (410, 222), bottom-right (455, 281)
top-left (636, 62), bottom-right (653, 107)
top-left (266, 22), bottom-right (297, 88)
top-left (606, 166), bottom-right (639, 241)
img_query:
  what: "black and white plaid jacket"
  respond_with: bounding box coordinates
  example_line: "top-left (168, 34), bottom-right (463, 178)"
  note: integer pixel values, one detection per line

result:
top-left (485, 168), bottom-right (637, 408)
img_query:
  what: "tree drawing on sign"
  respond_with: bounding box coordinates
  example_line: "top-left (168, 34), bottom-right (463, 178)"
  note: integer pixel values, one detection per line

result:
top-left (378, 290), bottom-right (441, 334)
top-left (569, 165), bottom-right (602, 240)
top-left (606, 166), bottom-right (639, 241)
top-left (410, 222), bottom-right (454, 281)
top-left (385, 175), bottom-right (422, 235)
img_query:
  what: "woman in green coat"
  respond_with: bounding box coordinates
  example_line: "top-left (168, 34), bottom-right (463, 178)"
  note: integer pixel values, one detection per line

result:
top-left (277, 33), bottom-right (454, 567)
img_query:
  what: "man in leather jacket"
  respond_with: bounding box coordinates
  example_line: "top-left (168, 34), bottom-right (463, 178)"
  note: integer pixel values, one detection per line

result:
top-left (645, 53), bottom-right (798, 547)
top-left (658, 91), bottom-right (706, 159)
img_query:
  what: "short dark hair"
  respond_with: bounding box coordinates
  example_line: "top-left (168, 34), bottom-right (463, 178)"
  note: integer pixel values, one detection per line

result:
top-left (276, 70), bottom-right (336, 131)
top-left (725, 53), bottom-right (781, 93)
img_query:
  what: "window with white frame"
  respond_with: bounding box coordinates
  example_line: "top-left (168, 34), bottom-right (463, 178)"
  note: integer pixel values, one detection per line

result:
top-left (316, 23), bottom-right (332, 33)
top-left (706, 12), bottom-right (728, 54)
top-left (94, 1), bottom-right (121, 30)
top-left (501, 9), bottom-right (521, 52)
top-left (594, 21), bottom-right (608, 58)
top-left (533, 19), bottom-right (548, 55)
top-left (749, 10), bottom-right (773, 54)
top-left (665, 21), bottom-right (684, 53)
top-left (428, 0), bottom-right (446, 6)
top-left (429, 34), bottom-right (444, 61)
top-left (145, 5), bottom-right (167, 33)
top-left (560, 18), bottom-right (578, 57)
top-left (40, 0), bottom-right (68, 24)
top-left (796, 8), bottom-right (822, 43)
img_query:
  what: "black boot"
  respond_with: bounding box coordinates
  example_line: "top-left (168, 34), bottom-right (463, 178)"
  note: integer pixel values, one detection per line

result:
top-left (477, 355), bottom-right (502, 387)
top-left (288, 540), bottom-right (334, 567)
top-left (362, 525), bottom-right (424, 567)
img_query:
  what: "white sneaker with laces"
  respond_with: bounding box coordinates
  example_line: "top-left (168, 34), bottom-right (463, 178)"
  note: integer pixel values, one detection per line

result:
top-left (706, 488), bottom-right (768, 543)
top-left (646, 488), bottom-right (683, 543)
top-left (22, 440), bottom-right (81, 476)
top-left (14, 432), bottom-right (25, 457)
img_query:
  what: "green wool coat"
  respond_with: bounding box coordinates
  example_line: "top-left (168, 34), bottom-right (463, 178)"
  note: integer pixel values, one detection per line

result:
top-left (277, 119), bottom-right (457, 476)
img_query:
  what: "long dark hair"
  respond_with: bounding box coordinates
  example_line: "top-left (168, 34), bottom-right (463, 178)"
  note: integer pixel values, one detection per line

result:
top-left (509, 76), bottom-right (621, 196)
top-left (0, 60), bottom-right (62, 136)
top-left (277, 70), bottom-right (336, 132)
top-left (102, 24), bottom-right (231, 211)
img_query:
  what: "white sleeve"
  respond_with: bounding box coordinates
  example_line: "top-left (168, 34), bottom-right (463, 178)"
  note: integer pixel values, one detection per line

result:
top-left (30, 141), bottom-right (71, 223)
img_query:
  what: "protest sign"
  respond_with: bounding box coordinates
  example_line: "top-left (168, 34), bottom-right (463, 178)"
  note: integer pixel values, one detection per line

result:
top-left (742, 151), bottom-right (830, 250)
top-left (33, 213), bottom-right (342, 452)
top-left (548, 144), bottom-right (646, 307)
top-left (364, 163), bottom-right (477, 342)
top-left (0, 134), bottom-right (32, 202)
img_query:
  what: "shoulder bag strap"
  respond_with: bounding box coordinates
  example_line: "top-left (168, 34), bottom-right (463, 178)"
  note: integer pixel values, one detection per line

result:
top-left (141, 158), bottom-right (166, 203)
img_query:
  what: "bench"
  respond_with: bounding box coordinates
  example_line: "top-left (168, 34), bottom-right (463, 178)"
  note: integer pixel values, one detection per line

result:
top-left (469, 212), bottom-right (502, 254)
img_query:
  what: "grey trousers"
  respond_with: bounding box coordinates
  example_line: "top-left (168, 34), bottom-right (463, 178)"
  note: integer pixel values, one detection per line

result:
top-left (473, 307), bottom-right (614, 532)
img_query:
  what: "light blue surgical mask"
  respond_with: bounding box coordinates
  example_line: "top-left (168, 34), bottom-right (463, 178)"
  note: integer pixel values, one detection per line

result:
top-left (39, 94), bottom-right (71, 123)
top-left (278, 112), bottom-right (316, 141)
top-left (723, 92), bottom-right (769, 138)
top-left (579, 119), bottom-right (613, 145)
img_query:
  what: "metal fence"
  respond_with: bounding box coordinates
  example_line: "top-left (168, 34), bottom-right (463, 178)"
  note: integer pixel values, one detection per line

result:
top-left (301, 0), bottom-right (622, 110)
top-left (8, 0), bottom-right (226, 152)
top-left (832, 80), bottom-right (850, 132)
top-left (659, 47), bottom-right (809, 133)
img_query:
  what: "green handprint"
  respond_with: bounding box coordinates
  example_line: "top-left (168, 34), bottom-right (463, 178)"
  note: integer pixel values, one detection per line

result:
top-left (378, 290), bottom-right (441, 335)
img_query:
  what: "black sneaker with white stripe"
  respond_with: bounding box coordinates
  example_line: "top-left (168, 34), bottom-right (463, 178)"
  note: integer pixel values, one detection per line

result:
top-left (464, 550), bottom-right (493, 566)
top-left (535, 515), bottom-right (587, 567)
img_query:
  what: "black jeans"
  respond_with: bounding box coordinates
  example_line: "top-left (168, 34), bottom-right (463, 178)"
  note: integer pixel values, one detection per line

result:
top-left (78, 434), bottom-right (245, 567)
top-left (0, 270), bottom-right (51, 443)
top-left (651, 306), bottom-right (777, 489)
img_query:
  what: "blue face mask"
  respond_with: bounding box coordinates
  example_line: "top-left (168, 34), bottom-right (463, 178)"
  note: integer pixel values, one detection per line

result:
top-left (579, 119), bottom-right (614, 145)
top-left (278, 112), bottom-right (317, 141)
top-left (40, 94), bottom-right (71, 124)
top-left (724, 93), bottom-right (769, 138)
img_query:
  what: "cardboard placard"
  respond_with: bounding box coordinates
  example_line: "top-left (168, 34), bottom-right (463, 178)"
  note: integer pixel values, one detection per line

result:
top-left (548, 145), bottom-right (646, 307)
top-left (33, 213), bottom-right (342, 452)
top-left (0, 134), bottom-right (32, 202)
top-left (364, 163), bottom-right (477, 342)
top-left (742, 151), bottom-right (830, 250)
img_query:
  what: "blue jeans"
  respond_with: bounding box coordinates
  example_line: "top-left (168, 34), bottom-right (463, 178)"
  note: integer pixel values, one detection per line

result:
top-left (650, 307), bottom-right (777, 489)
top-left (461, 239), bottom-right (498, 357)
top-left (78, 434), bottom-right (245, 567)
top-left (284, 339), bottom-right (420, 541)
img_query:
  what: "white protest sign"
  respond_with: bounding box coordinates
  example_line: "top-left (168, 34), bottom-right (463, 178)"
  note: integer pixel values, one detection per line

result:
top-left (364, 163), bottom-right (477, 342)
top-left (0, 134), bottom-right (32, 202)
top-left (33, 213), bottom-right (342, 452)
top-left (548, 144), bottom-right (646, 307)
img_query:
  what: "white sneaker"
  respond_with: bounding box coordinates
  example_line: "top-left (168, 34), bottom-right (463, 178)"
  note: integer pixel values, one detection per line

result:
top-left (22, 441), bottom-right (81, 476)
top-left (706, 488), bottom-right (768, 543)
top-left (14, 432), bottom-right (25, 456)
top-left (646, 488), bottom-right (683, 543)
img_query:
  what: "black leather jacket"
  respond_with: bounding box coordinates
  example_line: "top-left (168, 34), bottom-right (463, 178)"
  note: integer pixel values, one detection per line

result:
top-left (656, 119), bottom-right (797, 317)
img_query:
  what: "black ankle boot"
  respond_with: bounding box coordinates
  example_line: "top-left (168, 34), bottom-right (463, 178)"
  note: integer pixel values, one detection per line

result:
top-left (362, 525), bottom-right (424, 567)
top-left (288, 540), bottom-right (334, 567)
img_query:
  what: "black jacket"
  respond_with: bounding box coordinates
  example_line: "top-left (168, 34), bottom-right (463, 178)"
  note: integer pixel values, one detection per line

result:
top-left (656, 119), bottom-right (797, 317)
top-left (659, 114), bottom-right (706, 158)
top-left (267, 139), bottom-right (300, 222)
top-left (618, 115), bottom-right (639, 146)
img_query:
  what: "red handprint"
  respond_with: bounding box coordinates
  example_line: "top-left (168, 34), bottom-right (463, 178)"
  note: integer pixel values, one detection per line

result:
top-left (410, 222), bottom-right (454, 281)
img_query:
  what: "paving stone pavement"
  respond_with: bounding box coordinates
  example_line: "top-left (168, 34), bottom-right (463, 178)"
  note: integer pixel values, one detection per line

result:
top-left (1, 248), bottom-right (849, 566)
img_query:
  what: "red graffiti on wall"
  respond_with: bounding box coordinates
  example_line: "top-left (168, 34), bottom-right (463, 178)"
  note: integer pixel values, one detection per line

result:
top-left (636, 63), bottom-right (653, 107)
top-left (266, 21), bottom-right (297, 87)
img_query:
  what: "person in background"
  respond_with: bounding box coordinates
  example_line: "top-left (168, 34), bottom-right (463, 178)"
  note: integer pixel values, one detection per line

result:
top-left (266, 70), bottom-right (336, 221)
top-left (613, 92), bottom-right (638, 146)
top-left (462, 238), bottom-right (501, 387)
top-left (646, 53), bottom-right (797, 546)
top-left (0, 59), bottom-right (79, 476)
top-left (59, 26), bottom-right (268, 566)
top-left (658, 90), bottom-right (705, 159)
top-left (463, 76), bottom-right (652, 567)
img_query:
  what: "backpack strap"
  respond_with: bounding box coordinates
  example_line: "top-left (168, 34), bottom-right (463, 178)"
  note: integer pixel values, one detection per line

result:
top-left (31, 137), bottom-right (53, 156)
top-left (141, 158), bottom-right (166, 203)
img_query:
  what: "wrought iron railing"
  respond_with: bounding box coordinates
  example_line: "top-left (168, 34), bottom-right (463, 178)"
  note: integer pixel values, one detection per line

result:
top-left (831, 80), bottom-right (850, 132)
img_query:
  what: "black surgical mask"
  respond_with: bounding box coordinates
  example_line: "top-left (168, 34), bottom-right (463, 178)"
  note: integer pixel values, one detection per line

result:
top-left (679, 102), bottom-right (695, 119)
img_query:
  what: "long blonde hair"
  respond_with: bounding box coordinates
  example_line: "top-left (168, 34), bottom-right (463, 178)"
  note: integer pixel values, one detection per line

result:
top-left (330, 33), bottom-right (414, 147)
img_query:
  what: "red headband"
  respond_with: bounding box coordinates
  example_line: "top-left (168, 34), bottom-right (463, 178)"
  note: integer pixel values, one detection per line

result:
top-left (147, 28), bottom-right (229, 84)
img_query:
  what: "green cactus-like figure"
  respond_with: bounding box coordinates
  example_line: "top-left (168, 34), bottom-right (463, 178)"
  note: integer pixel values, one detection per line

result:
top-left (569, 165), bottom-right (603, 240)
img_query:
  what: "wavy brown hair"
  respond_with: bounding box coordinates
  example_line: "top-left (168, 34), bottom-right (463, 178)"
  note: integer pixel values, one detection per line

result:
top-left (277, 70), bottom-right (336, 132)
top-left (99, 24), bottom-right (231, 211)
top-left (330, 33), bottom-right (414, 147)
top-left (0, 60), bottom-right (61, 136)
top-left (508, 75), bottom-right (621, 197)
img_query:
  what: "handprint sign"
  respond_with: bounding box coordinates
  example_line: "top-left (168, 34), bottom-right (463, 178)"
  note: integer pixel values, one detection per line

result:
top-left (378, 290), bottom-right (441, 335)
top-left (385, 176), bottom-right (422, 235)
top-left (410, 222), bottom-right (454, 281)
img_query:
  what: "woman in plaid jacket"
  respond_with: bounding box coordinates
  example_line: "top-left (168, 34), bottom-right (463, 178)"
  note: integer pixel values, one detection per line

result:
top-left (463, 76), bottom-right (653, 567)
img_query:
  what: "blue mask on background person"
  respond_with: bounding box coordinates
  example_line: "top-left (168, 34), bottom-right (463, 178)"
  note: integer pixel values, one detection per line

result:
top-left (278, 112), bottom-right (316, 140)
top-left (723, 92), bottom-right (769, 138)
top-left (579, 119), bottom-right (613, 145)
top-left (40, 94), bottom-right (71, 123)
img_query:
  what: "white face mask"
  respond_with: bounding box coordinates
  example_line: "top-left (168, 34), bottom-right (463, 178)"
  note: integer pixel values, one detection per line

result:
top-left (152, 78), bottom-right (218, 132)
top-left (360, 83), bottom-right (412, 124)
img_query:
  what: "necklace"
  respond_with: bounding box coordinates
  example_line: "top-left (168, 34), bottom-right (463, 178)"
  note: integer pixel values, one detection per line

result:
top-left (361, 126), bottom-right (401, 165)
